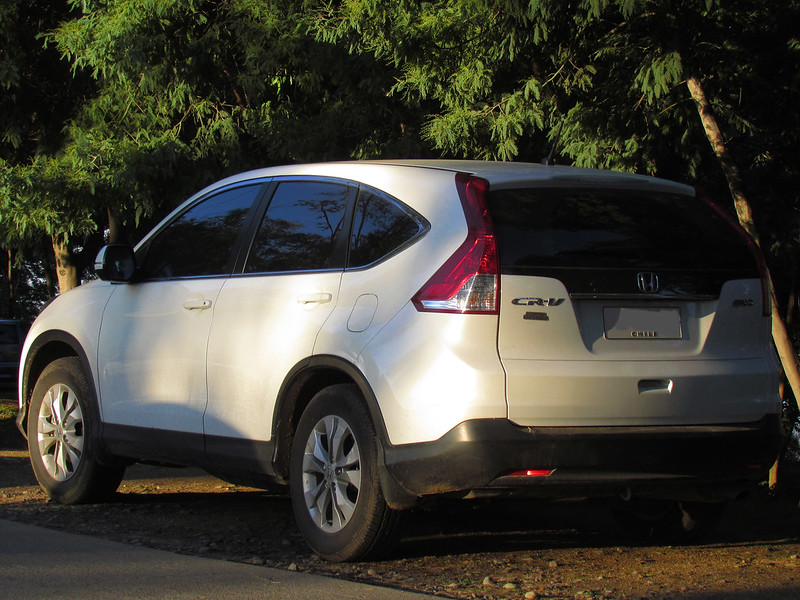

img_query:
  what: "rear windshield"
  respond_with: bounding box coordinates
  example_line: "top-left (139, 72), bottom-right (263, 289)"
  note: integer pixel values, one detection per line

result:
top-left (488, 188), bottom-right (755, 272)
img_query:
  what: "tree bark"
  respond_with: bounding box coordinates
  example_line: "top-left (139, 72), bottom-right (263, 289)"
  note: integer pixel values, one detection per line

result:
top-left (687, 75), bottom-right (800, 413)
top-left (107, 207), bottom-right (121, 244)
top-left (686, 77), bottom-right (760, 240)
top-left (52, 236), bottom-right (80, 294)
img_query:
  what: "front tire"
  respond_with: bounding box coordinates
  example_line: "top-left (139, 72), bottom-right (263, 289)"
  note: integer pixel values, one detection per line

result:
top-left (289, 384), bottom-right (400, 562)
top-left (27, 357), bottom-right (125, 504)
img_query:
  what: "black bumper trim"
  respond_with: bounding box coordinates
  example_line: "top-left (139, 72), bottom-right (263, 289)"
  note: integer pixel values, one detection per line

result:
top-left (381, 416), bottom-right (782, 501)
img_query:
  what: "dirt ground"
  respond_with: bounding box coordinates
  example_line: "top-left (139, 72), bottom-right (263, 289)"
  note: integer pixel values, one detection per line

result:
top-left (2, 396), bottom-right (799, 600)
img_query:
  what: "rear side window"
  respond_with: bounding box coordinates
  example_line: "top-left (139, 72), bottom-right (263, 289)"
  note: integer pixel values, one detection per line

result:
top-left (489, 189), bottom-right (754, 271)
top-left (245, 181), bottom-right (349, 273)
top-left (348, 190), bottom-right (427, 268)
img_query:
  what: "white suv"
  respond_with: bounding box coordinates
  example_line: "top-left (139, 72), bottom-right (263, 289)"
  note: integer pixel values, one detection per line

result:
top-left (17, 160), bottom-right (782, 561)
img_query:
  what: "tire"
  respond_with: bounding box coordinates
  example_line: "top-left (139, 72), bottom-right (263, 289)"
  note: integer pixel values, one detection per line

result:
top-left (289, 384), bottom-right (400, 562)
top-left (27, 357), bottom-right (125, 504)
top-left (612, 498), bottom-right (725, 543)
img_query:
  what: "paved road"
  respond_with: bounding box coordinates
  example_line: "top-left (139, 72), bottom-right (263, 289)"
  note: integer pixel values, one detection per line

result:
top-left (0, 519), bottom-right (437, 600)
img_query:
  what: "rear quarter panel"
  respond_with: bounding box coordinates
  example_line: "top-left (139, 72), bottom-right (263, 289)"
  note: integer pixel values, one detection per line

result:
top-left (313, 165), bottom-right (509, 445)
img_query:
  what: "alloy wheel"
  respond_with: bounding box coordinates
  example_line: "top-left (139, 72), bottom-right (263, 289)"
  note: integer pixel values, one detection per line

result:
top-left (301, 414), bottom-right (362, 532)
top-left (36, 383), bottom-right (84, 481)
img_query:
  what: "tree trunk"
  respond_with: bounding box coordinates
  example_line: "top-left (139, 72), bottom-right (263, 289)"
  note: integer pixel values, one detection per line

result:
top-left (43, 253), bottom-right (56, 299)
top-left (769, 380), bottom-right (786, 490)
top-left (107, 207), bottom-right (121, 244)
top-left (52, 236), bottom-right (80, 294)
top-left (687, 75), bottom-right (800, 413)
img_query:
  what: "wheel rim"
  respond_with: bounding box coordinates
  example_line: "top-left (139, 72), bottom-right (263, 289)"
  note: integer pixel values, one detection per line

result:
top-left (36, 383), bottom-right (84, 481)
top-left (301, 415), bottom-right (362, 533)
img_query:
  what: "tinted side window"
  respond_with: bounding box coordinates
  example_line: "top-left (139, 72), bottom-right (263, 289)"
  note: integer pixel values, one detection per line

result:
top-left (244, 181), bottom-right (348, 273)
top-left (142, 185), bottom-right (262, 279)
top-left (348, 190), bottom-right (427, 268)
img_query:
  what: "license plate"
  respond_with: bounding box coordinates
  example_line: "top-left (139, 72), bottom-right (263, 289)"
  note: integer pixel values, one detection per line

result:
top-left (603, 307), bottom-right (682, 340)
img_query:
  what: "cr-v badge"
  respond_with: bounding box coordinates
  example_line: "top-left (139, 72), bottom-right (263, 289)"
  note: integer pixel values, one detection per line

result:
top-left (512, 297), bottom-right (566, 307)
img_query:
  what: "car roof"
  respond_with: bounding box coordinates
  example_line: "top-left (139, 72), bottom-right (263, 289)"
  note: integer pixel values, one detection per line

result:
top-left (363, 160), bottom-right (693, 192)
top-left (212, 160), bottom-right (694, 195)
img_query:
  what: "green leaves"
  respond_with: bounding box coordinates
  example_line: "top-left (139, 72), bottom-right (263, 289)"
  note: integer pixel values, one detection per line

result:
top-left (0, 156), bottom-right (95, 244)
top-left (1, 0), bottom-right (799, 298)
top-left (634, 51), bottom-right (683, 105)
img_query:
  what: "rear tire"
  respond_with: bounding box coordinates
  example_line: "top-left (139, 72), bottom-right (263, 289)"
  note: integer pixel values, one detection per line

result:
top-left (27, 357), bottom-right (125, 504)
top-left (289, 384), bottom-right (400, 562)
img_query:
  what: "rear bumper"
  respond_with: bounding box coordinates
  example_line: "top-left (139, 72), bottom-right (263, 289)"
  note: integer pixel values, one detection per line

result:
top-left (381, 415), bottom-right (782, 506)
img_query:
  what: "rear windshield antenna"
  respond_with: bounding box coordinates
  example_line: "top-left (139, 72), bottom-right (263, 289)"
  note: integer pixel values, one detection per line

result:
top-left (541, 122), bottom-right (564, 166)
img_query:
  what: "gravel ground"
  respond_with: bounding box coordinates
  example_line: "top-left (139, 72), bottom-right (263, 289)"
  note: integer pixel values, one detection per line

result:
top-left (2, 396), bottom-right (799, 599)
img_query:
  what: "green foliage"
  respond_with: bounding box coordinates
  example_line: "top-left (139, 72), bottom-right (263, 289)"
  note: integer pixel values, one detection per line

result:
top-left (314, 1), bottom-right (562, 159)
top-left (1, 0), bottom-right (799, 307)
top-left (49, 1), bottom-right (422, 210)
top-left (2, 0), bottom-right (426, 281)
top-left (0, 1), bottom-right (83, 159)
top-left (0, 157), bottom-right (95, 243)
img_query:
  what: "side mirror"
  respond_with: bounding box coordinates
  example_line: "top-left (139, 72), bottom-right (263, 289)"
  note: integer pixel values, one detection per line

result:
top-left (94, 244), bottom-right (136, 282)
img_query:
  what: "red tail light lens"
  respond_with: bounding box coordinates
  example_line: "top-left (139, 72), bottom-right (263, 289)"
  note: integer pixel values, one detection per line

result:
top-left (696, 189), bottom-right (772, 317)
top-left (412, 174), bottom-right (499, 314)
top-left (507, 469), bottom-right (553, 477)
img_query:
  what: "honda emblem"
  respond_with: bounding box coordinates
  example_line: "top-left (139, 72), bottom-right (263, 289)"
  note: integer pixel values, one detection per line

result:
top-left (637, 272), bottom-right (659, 294)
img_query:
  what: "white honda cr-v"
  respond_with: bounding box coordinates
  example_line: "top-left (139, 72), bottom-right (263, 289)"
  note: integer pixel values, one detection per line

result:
top-left (17, 160), bottom-right (782, 561)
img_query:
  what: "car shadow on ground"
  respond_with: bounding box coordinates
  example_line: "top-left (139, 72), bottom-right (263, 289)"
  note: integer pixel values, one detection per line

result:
top-left (3, 396), bottom-right (799, 563)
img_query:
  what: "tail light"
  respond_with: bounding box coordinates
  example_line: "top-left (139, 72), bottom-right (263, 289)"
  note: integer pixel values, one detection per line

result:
top-left (412, 174), bottom-right (499, 314)
top-left (697, 189), bottom-right (772, 317)
top-left (507, 469), bottom-right (553, 477)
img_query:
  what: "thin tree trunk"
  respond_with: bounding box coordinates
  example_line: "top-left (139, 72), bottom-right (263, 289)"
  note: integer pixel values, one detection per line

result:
top-left (43, 253), bottom-right (56, 299)
top-left (52, 236), bottom-right (79, 294)
top-left (687, 75), bottom-right (800, 413)
top-left (107, 207), bottom-right (121, 244)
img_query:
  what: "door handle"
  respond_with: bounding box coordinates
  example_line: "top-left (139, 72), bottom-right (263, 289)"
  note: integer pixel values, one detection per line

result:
top-left (638, 379), bottom-right (673, 394)
top-left (183, 298), bottom-right (212, 310)
top-left (296, 293), bottom-right (333, 305)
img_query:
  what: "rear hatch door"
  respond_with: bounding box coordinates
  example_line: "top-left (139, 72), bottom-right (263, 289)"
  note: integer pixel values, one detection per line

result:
top-left (490, 185), bottom-right (776, 426)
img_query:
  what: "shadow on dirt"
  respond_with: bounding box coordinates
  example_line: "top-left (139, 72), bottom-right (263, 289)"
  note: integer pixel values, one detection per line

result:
top-left (3, 395), bottom-right (799, 565)
top-left (393, 491), bottom-right (800, 558)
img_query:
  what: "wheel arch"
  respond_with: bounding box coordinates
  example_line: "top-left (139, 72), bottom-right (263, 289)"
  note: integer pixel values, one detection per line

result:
top-left (18, 330), bottom-right (93, 439)
top-left (271, 355), bottom-right (387, 481)
top-left (272, 354), bottom-right (418, 509)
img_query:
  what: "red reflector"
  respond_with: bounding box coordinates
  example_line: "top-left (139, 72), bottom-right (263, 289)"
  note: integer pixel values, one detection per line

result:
top-left (508, 469), bottom-right (553, 477)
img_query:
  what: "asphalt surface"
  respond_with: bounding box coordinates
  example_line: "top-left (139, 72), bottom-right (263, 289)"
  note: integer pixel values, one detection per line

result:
top-left (0, 519), bottom-right (437, 600)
